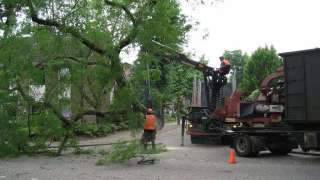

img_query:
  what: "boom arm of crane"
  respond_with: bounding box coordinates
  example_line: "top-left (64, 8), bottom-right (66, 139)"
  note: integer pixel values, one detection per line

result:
top-left (152, 40), bottom-right (228, 111)
top-left (151, 40), bottom-right (214, 72)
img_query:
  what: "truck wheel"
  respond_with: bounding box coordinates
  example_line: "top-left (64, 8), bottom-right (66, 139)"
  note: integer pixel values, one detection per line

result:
top-left (269, 147), bottom-right (292, 156)
top-left (234, 135), bottom-right (259, 157)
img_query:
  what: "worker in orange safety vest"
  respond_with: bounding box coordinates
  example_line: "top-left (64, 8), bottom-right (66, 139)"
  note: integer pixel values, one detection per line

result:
top-left (219, 56), bottom-right (231, 75)
top-left (141, 108), bottom-right (157, 149)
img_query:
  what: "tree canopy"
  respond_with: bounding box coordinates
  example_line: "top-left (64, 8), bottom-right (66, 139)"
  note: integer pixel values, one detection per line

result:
top-left (223, 50), bottom-right (249, 89)
top-left (0, 0), bottom-right (193, 156)
top-left (240, 45), bottom-right (283, 94)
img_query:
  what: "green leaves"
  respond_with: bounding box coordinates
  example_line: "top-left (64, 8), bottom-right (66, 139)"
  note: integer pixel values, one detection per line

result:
top-left (240, 46), bottom-right (282, 94)
top-left (136, 0), bottom-right (188, 48)
top-left (0, 0), bottom-right (191, 157)
top-left (96, 140), bottom-right (167, 165)
top-left (96, 140), bottom-right (140, 164)
top-left (223, 50), bottom-right (249, 87)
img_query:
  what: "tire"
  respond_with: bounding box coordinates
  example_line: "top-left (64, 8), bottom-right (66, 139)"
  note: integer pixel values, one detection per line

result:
top-left (233, 135), bottom-right (260, 157)
top-left (269, 147), bottom-right (292, 156)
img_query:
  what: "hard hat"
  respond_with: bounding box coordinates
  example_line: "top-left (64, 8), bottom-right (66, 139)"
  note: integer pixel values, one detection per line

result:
top-left (147, 108), bottom-right (153, 113)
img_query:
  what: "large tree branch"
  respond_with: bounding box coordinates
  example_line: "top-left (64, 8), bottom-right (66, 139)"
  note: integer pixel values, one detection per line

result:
top-left (118, 27), bottom-right (137, 51)
top-left (104, 0), bottom-right (136, 25)
top-left (27, 0), bottom-right (107, 56)
top-left (53, 56), bottom-right (99, 66)
top-left (72, 109), bottom-right (140, 122)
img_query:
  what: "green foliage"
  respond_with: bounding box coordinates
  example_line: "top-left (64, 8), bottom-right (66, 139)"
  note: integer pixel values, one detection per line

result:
top-left (137, 0), bottom-right (190, 47)
top-left (246, 89), bottom-right (260, 101)
top-left (140, 143), bottom-right (167, 155)
top-left (97, 140), bottom-right (140, 164)
top-left (73, 119), bottom-right (131, 137)
top-left (0, 0), bottom-right (191, 157)
top-left (165, 62), bottom-right (203, 101)
top-left (0, 113), bottom-right (27, 157)
top-left (0, 103), bottom-right (65, 157)
top-left (74, 123), bottom-right (114, 137)
top-left (162, 56), bottom-right (206, 119)
top-left (129, 51), bottom-right (203, 127)
top-left (240, 46), bottom-right (282, 94)
top-left (164, 113), bottom-right (177, 122)
top-left (96, 140), bottom-right (167, 165)
top-left (98, 149), bottom-right (108, 155)
top-left (108, 85), bottom-right (144, 134)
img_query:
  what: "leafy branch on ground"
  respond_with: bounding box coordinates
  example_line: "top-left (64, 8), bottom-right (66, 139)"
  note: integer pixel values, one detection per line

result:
top-left (96, 140), bottom-right (167, 165)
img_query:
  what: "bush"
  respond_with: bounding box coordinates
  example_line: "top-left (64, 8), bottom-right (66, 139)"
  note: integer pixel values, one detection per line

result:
top-left (164, 113), bottom-right (176, 122)
top-left (73, 122), bottom-right (115, 137)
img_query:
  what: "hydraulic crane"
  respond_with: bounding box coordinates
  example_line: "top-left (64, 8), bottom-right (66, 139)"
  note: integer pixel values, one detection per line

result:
top-left (152, 40), bottom-right (232, 144)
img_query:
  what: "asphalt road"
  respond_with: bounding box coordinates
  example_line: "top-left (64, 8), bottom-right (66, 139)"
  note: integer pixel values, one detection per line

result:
top-left (1, 123), bottom-right (320, 180)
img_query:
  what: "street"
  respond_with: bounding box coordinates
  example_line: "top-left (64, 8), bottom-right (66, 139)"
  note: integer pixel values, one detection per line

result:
top-left (1, 123), bottom-right (320, 180)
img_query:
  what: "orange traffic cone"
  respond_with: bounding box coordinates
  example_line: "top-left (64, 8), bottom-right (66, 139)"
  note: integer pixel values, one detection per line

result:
top-left (228, 148), bottom-right (237, 164)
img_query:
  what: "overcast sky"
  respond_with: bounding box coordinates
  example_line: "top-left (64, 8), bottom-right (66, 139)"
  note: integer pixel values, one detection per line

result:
top-left (179, 0), bottom-right (320, 67)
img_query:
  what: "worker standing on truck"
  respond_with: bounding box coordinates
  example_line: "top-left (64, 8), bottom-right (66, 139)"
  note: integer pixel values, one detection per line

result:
top-left (141, 108), bottom-right (157, 149)
top-left (219, 56), bottom-right (231, 75)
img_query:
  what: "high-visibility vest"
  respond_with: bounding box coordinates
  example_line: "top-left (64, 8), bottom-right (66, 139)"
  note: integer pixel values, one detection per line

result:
top-left (219, 59), bottom-right (231, 75)
top-left (144, 114), bottom-right (156, 130)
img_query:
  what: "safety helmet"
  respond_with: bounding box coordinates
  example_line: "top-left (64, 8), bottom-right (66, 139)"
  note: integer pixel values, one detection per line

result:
top-left (147, 108), bottom-right (153, 113)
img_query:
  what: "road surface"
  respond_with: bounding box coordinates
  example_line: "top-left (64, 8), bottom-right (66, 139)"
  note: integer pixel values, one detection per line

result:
top-left (1, 123), bottom-right (320, 180)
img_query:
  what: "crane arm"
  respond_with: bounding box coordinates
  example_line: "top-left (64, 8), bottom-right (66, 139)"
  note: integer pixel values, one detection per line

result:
top-left (152, 40), bottom-right (214, 72)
